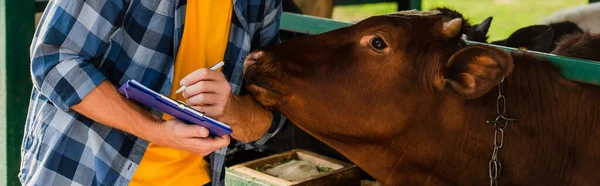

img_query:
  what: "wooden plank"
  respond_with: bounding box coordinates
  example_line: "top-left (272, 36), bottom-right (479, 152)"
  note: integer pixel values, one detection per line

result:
top-left (0, 0), bottom-right (35, 185)
top-left (280, 12), bottom-right (600, 86)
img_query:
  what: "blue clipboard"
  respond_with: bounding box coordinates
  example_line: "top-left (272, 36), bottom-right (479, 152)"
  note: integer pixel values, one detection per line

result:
top-left (118, 79), bottom-right (232, 136)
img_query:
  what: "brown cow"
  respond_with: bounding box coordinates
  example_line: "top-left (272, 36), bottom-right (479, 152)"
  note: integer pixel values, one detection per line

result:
top-left (242, 10), bottom-right (600, 186)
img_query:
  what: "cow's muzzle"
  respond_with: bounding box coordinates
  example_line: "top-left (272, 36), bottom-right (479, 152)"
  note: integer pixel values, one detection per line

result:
top-left (243, 51), bottom-right (264, 73)
top-left (243, 50), bottom-right (284, 108)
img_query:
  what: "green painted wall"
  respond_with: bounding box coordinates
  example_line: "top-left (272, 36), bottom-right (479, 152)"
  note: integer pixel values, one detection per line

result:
top-left (1, 0), bottom-right (35, 185)
top-left (0, 0), bottom-right (7, 184)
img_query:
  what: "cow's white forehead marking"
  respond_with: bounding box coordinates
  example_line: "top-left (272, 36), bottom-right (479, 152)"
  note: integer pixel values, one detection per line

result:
top-left (392, 9), bottom-right (441, 16)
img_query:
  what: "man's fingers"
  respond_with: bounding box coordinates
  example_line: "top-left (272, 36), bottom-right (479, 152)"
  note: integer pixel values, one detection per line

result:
top-left (186, 93), bottom-right (222, 106)
top-left (181, 69), bottom-right (210, 86)
top-left (213, 135), bottom-right (231, 147)
top-left (180, 69), bottom-right (226, 87)
top-left (174, 122), bottom-right (210, 138)
top-left (161, 119), bottom-right (230, 156)
top-left (182, 81), bottom-right (222, 98)
top-left (186, 135), bottom-right (231, 155)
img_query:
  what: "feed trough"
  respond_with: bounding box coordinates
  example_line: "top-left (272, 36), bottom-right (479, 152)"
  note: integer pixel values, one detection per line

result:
top-left (226, 149), bottom-right (360, 186)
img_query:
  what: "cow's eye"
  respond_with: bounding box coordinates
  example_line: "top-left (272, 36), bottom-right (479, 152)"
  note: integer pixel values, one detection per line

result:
top-left (370, 36), bottom-right (388, 50)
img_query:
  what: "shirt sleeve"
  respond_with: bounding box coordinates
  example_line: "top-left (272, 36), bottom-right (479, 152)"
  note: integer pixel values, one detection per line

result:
top-left (255, 0), bottom-right (282, 47)
top-left (30, 0), bottom-right (126, 111)
top-left (248, 0), bottom-right (287, 146)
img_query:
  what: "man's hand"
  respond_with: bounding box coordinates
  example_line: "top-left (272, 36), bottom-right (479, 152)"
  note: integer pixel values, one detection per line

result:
top-left (152, 119), bottom-right (230, 156)
top-left (181, 69), bottom-right (232, 121)
top-left (180, 68), bottom-right (274, 142)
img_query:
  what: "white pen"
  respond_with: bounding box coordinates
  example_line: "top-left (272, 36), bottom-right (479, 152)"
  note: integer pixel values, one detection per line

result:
top-left (175, 61), bottom-right (225, 94)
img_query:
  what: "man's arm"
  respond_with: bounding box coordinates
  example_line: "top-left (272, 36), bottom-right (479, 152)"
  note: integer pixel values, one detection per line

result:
top-left (72, 81), bottom-right (161, 140)
top-left (32, 0), bottom-right (228, 155)
top-left (245, 0), bottom-right (288, 144)
top-left (72, 81), bottom-right (229, 156)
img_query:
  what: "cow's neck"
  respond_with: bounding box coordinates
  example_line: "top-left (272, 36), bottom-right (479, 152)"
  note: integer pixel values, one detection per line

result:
top-left (464, 52), bottom-right (600, 185)
top-left (282, 91), bottom-right (486, 185)
top-left (392, 53), bottom-right (600, 185)
top-left (416, 53), bottom-right (600, 185)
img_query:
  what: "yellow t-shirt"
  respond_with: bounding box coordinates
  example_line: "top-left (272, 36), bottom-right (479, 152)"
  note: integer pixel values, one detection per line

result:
top-left (129, 0), bottom-right (233, 185)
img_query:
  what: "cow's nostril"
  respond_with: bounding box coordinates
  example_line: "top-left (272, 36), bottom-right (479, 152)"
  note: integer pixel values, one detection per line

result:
top-left (243, 51), bottom-right (264, 72)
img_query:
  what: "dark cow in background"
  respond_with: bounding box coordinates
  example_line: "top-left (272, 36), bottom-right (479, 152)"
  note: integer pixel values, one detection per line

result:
top-left (489, 23), bottom-right (583, 53)
top-left (485, 3), bottom-right (600, 53)
top-left (490, 25), bottom-right (555, 52)
top-left (242, 9), bottom-right (600, 185)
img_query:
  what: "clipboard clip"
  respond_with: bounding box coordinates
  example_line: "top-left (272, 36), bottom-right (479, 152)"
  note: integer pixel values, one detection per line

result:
top-left (123, 89), bottom-right (130, 99)
top-left (158, 94), bottom-right (206, 118)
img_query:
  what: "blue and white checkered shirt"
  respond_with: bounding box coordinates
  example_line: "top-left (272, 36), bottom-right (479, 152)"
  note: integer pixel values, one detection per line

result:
top-left (21, 0), bottom-right (286, 185)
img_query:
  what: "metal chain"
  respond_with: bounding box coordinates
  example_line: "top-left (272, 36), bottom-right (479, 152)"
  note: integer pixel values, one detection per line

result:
top-left (486, 79), bottom-right (518, 186)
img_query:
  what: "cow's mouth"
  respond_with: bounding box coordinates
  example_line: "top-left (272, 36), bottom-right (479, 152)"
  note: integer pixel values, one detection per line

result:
top-left (243, 51), bottom-right (284, 108)
top-left (245, 83), bottom-right (283, 108)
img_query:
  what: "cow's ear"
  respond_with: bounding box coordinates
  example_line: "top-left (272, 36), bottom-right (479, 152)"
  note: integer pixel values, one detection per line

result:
top-left (443, 45), bottom-right (514, 99)
top-left (467, 17), bottom-right (493, 42)
top-left (473, 17), bottom-right (493, 33)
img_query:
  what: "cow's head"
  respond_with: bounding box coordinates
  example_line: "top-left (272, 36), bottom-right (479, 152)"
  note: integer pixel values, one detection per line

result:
top-left (243, 10), bottom-right (514, 147)
top-left (491, 25), bottom-right (555, 52)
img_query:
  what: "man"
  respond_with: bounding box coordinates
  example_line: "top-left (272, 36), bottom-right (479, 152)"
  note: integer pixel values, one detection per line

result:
top-left (21, 0), bottom-right (285, 185)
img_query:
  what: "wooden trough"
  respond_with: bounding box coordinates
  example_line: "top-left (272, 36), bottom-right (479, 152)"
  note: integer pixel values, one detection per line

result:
top-left (225, 149), bottom-right (360, 186)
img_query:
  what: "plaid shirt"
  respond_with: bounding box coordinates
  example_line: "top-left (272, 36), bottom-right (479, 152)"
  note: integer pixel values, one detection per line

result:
top-left (21, 0), bottom-right (285, 185)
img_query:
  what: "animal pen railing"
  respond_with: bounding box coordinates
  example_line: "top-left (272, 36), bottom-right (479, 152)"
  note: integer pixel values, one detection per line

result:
top-left (1, 0), bottom-right (599, 185)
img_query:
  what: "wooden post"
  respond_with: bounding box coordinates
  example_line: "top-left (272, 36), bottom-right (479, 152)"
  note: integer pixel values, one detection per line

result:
top-left (0, 0), bottom-right (35, 185)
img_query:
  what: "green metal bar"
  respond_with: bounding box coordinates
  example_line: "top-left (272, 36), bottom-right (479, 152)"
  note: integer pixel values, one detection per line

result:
top-left (281, 13), bottom-right (353, 35)
top-left (1, 0), bottom-right (35, 185)
top-left (280, 12), bottom-right (600, 86)
top-left (335, 0), bottom-right (421, 11)
top-left (412, 0), bottom-right (422, 10)
top-left (397, 0), bottom-right (421, 10)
